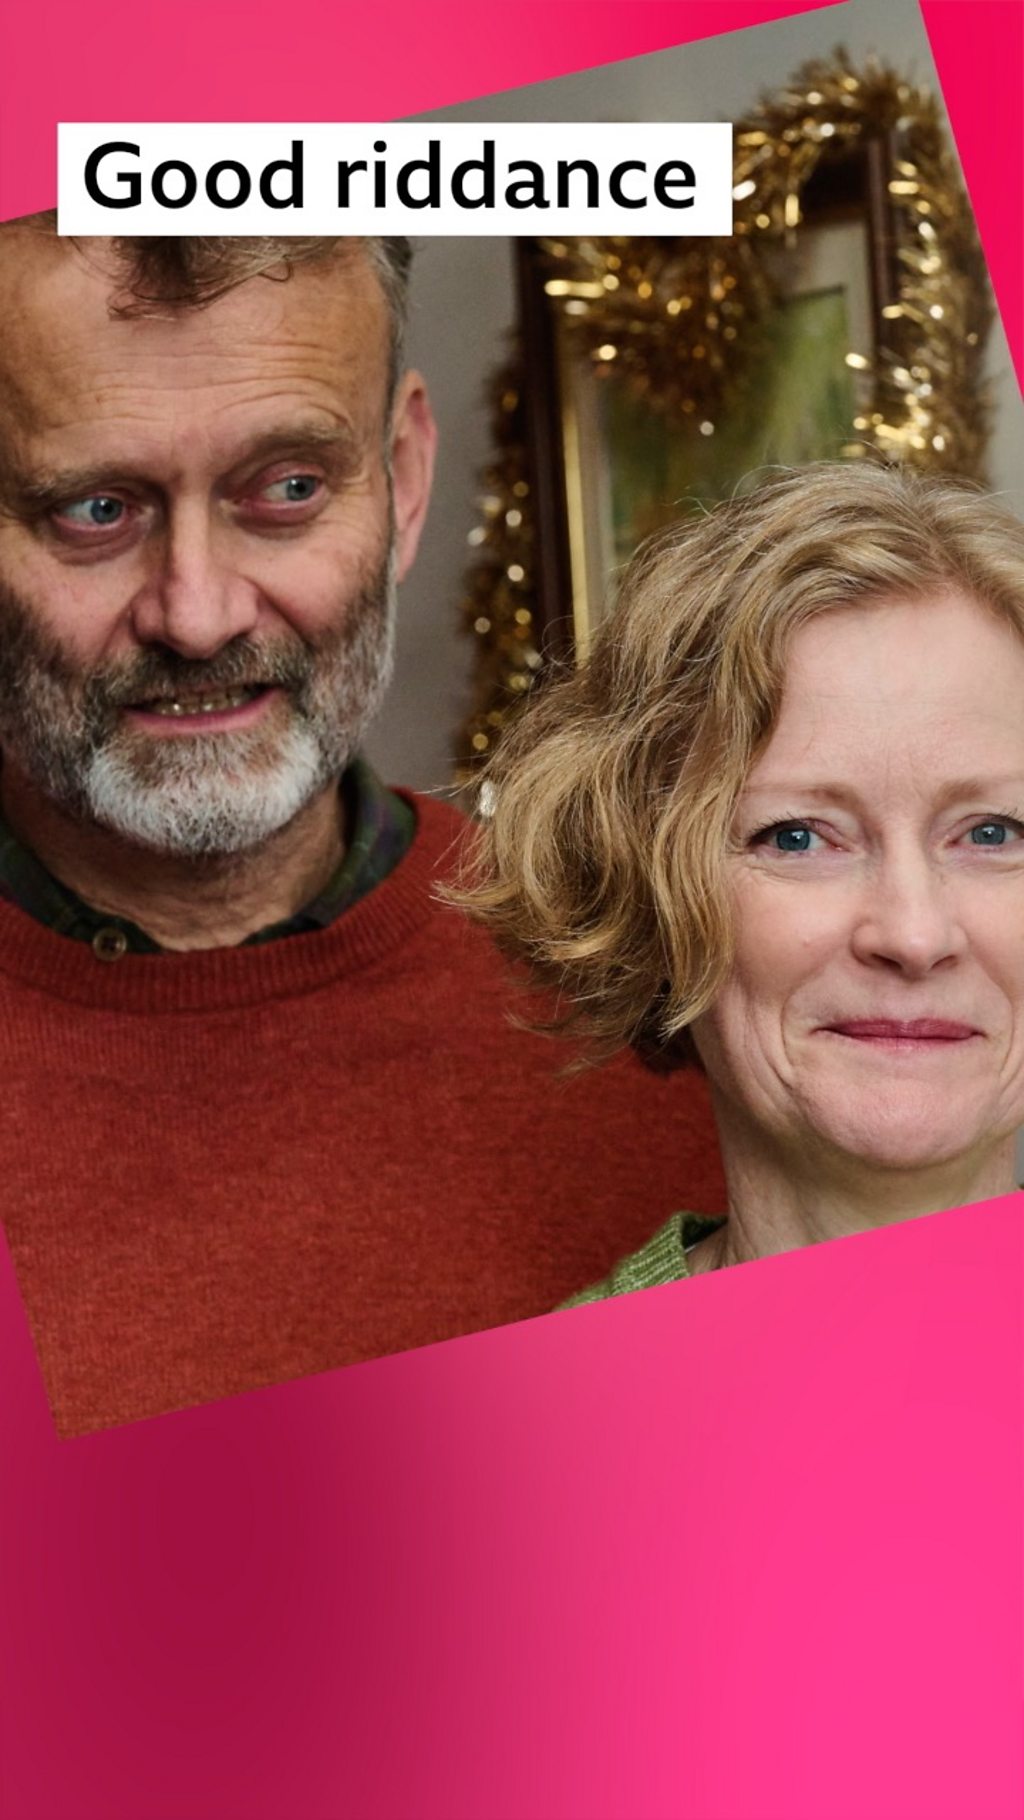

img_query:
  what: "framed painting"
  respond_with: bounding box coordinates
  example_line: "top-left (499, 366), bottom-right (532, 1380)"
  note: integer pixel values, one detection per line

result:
top-left (548, 185), bottom-right (884, 655)
top-left (457, 53), bottom-right (992, 770)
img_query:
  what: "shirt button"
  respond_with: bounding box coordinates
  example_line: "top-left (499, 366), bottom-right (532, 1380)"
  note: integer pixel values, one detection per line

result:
top-left (92, 926), bottom-right (128, 962)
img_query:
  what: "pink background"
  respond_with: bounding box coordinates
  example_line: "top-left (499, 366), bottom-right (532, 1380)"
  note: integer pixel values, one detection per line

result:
top-left (0, 0), bottom-right (1019, 393)
top-left (2, 1193), bottom-right (1021, 1818)
top-left (0, 3), bottom-right (845, 218)
top-left (1, 2), bottom-right (1022, 1814)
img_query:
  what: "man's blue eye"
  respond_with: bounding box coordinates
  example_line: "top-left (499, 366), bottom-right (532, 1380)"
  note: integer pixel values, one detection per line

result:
top-left (263, 475), bottom-right (319, 503)
top-left (968, 820), bottom-right (1021, 846)
top-left (62, 496), bottom-right (125, 527)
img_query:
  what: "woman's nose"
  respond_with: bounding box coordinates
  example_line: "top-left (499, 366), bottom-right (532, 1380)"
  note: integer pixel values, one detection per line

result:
top-left (850, 847), bottom-right (968, 976)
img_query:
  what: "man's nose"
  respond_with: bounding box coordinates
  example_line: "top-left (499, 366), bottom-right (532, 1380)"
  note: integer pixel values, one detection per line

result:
top-left (129, 507), bottom-right (261, 658)
top-left (850, 845), bottom-right (968, 977)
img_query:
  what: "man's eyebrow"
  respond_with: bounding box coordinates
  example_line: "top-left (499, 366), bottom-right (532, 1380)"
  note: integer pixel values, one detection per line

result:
top-left (224, 419), bottom-right (364, 474)
top-left (1, 464), bottom-right (125, 514)
top-left (1, 421), bottom-right (363, 514)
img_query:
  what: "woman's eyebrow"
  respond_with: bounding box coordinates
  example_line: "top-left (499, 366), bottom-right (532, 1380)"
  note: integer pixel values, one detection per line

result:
top-left (740, 780), bottom-right (866, 808)
top-left (930, 773), bottom-right (1024, 805)
top-left (741, 774), bottom-right (1024, 806)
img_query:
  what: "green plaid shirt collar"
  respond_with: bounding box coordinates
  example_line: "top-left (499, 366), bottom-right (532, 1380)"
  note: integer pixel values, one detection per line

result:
top-left (0, 758), bottom-right (415, 953)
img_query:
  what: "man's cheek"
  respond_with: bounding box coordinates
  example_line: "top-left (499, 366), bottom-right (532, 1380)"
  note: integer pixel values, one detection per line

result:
top-left (35, 579), bottom-right (120, 666)
top-left (292, 548), bottom-right (388, 623)
top-left (256, 538), bottom-right (374, 606)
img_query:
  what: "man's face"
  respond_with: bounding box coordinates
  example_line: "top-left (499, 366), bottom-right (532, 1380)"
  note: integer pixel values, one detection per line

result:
top-left (0, 236), bottom-right (435, 856)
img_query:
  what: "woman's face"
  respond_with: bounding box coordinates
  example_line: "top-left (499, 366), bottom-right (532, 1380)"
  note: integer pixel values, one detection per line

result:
top-left (692, 590), bottom-right (1024, 1178)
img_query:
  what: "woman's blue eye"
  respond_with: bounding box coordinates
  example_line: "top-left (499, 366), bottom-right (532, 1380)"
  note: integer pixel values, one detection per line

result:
top-left (766, 823), bottom-right (819, 853)
top-left (61, 496), bottom-right (125, 527)
top-left (967, 818), bottom-right (1024, 847)
top-left (263, 475), bottom-right (319, 503)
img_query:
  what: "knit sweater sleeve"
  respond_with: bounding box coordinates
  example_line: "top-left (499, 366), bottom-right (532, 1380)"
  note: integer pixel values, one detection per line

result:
top-left (558, 1212), bottom-right (694, 1307)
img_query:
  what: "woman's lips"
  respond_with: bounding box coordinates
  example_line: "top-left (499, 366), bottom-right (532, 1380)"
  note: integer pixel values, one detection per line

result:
top-left (820, 1019), bottom-right (980, 1045)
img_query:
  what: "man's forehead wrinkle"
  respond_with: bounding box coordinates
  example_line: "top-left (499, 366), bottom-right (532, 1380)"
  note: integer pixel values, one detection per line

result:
top-left (92, 331), bottom-right (380, 372)
top-left (3, 328), bottom-right (391, 450)
top-left (14, 343), bottom-right (382, 400)
top-left (5, 366), bottom-right (372, 464)
top-left (0, 252), bottom-right (392, 440)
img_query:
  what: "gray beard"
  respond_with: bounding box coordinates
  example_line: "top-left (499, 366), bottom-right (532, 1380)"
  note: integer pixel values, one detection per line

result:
top-left (0, 547), bottom-right (396, 859)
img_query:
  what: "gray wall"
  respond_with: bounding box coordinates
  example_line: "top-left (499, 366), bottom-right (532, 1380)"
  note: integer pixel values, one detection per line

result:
top-left (365, 0), bottom-right (1023, 795)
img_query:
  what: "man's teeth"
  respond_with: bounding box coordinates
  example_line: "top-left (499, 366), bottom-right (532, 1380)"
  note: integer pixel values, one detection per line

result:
top-left (144, 687), bottom-right (260, 717)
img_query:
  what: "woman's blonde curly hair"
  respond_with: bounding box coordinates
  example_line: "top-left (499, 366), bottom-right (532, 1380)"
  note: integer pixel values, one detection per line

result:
top-left (455, 461), bottom-right (1024, 1067)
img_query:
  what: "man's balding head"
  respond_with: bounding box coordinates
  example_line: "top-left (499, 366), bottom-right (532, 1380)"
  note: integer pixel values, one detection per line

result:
top-left (0, 222), bottom-right (413, 395)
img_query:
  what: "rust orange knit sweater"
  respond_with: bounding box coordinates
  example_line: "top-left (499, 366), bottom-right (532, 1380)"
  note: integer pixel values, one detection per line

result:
top-left (0, 794), bottom-right (724, 1436)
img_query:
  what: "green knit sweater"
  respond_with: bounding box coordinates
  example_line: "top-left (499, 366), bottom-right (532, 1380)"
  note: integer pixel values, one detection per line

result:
top-left (561, 1214), bottom-right (727, 1307)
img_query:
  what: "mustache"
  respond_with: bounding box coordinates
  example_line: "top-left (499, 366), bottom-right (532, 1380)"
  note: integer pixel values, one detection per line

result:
top-left (0, 547), bottom-right (397, 847)
top-left (84, 637), bottom-right (318, 713)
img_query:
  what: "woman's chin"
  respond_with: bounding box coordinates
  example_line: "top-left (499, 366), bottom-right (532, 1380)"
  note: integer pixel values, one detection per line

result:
top-left (796, 1085), bottom-right (999, 1179)
top-left (837, 1133), bottom-right (983, 1177)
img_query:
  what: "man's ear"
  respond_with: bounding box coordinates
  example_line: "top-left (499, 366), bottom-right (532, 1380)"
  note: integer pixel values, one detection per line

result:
top-left (389, 370), bottom-right (438, 582)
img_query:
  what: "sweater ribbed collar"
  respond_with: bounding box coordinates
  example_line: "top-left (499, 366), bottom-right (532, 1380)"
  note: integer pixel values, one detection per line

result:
top-left (0, 791), bottom-right (465, 1015)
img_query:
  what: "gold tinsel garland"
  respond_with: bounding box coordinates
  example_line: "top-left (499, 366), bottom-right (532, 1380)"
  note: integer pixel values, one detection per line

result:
top-left (455, 51), bottom-right (993, 775)
top-left (458, 360), bottom-right (544, 766)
